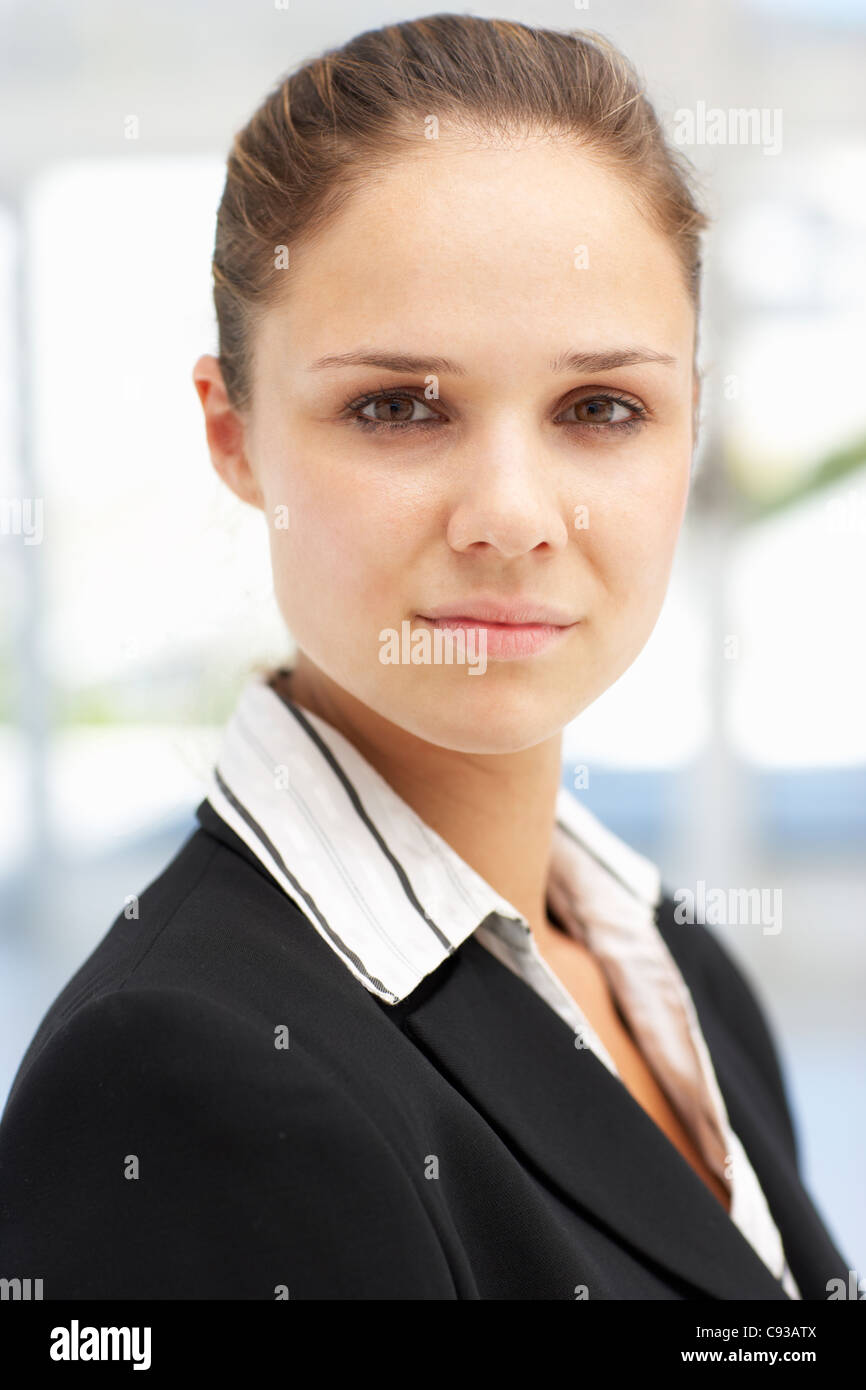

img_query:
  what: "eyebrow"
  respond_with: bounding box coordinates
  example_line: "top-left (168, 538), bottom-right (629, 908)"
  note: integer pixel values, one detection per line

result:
top-left (307, 346), bottom-right (678, 375)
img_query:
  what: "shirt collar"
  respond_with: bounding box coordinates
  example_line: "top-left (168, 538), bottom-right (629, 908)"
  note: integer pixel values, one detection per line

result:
top-left (202, 668), bottom-right (662, 1004)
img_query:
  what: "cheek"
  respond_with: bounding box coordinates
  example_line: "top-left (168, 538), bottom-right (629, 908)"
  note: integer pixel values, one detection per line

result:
top-left (263, 466), bottom-right (414, 624)
top-left (581, 456), bottom-right (690, 609)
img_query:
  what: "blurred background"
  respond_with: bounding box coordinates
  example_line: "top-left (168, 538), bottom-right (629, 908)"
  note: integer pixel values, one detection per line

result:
top-left (0, 0), bottom-right (864, 1278)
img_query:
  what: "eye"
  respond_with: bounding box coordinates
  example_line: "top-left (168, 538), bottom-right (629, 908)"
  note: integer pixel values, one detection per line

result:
top-left (557, 392), bottom-right (647, 433)
top-left (345, 390), bottom-right (442, 432)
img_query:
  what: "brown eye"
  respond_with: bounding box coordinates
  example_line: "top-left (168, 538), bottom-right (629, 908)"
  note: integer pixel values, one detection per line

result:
top-left (357, 394), bottom-right (437, 426)
top-left (565, 396), bottom-right (635, 426)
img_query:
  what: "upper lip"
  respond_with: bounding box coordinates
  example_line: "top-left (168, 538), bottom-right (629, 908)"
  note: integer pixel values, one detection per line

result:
top-left (417, 598), bottom-right (579, 626)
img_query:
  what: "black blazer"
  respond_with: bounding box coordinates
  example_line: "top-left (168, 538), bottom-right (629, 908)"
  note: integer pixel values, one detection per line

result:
top-left (0, 799), bottom-right (850, 1300)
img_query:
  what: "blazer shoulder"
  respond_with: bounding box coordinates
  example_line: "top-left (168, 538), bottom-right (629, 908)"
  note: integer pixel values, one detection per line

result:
top-left (0, 827), bottom-right (235, 1099)
top-left (4, 817), bottom-right (374, 1106)
top-left (0, 984), bottom-right (454, 1298)
top-left (655, 889), bottom-right (800, 1163)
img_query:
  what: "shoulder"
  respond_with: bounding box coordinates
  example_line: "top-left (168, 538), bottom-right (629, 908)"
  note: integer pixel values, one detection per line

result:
top-left (654, 889), bottom-right (799, 1160)
top-left (1, 980), bottom-right (373, 1143)
top-left (0, 973), bottom-right (452, 1298)
top-left (1, 816), bottom-right (455, 1295)
top-left (5, 816), bottom-right (378, 1103)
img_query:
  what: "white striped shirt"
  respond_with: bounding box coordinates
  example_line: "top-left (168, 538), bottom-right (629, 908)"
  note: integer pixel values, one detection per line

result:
top-left (205, 667), bottom-right (801, 1299)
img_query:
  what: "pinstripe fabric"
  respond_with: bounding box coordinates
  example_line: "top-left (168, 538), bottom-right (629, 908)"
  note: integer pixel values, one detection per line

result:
top-left (204, 667), bottom-right (800, 1299)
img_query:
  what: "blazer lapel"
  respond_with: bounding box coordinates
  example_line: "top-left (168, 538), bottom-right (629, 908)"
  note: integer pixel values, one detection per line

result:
top-left (394, 934), bottom-right (790, 1300)
top-left (648, 903), bottom-right (852, 1299)
top-left (688, 1000), bottom-right (851, 1300)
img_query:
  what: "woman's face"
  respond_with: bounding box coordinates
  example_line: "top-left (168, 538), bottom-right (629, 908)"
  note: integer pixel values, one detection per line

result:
top-left (227, 137), bottom-right (697, 753)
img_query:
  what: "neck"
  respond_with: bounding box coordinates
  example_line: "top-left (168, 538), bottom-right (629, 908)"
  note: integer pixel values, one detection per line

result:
top-left (275, 657), bottom-right (564, 930)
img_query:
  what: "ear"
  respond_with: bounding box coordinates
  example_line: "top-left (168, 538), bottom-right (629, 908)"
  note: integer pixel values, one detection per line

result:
top-left (192, 355), bottom-right (264, 510)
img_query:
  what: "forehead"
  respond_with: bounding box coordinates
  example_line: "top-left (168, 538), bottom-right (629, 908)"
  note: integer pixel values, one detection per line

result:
top-left (258, 138), bottom-right (694, 375)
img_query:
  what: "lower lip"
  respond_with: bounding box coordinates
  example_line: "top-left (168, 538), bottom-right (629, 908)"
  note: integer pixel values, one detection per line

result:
top-left (416, 616), bottom-right (579, 660)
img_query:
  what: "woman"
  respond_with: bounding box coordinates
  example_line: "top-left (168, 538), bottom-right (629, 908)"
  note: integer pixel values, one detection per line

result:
top-left (0, 14), bottom-right (851, 1299)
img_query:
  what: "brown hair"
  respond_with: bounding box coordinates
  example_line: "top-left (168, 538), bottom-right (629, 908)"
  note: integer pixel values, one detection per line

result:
top-left (211, 13), bottom-right (710, 415)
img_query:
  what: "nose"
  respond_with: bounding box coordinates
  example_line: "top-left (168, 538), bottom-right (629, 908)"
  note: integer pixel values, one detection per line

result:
top-left (445, 423), bottom-right (570, 558)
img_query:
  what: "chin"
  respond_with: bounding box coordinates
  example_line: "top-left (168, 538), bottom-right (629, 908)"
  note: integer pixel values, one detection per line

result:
top-left (381, 673), bottom-right (584, 754)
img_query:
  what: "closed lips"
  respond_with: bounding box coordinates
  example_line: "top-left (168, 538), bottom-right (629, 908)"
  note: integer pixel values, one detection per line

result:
top-left (416, 600), bottom-right (578, 626)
